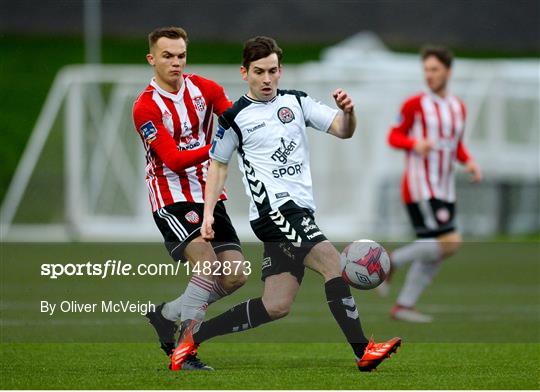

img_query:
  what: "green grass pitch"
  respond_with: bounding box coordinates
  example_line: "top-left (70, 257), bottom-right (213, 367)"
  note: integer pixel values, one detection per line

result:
top-left (1, 241), bottom-right (539, 389)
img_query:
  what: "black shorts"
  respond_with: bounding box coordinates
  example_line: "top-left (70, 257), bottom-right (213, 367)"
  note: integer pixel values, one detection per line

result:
top-left (250, 200), bottom-right (327, 284)
top-left (153, 201), bottom-right (241, 262)
top-left (406, 198), bottom-right (456, 238)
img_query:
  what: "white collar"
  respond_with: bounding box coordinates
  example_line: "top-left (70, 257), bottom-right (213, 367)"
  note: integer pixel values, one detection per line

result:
top-left (426, 89), bottom-right (451, 103)
top-left (150, 78), bottom-right (185, 102)
top-left (243, 94), bottom-right (278, 104)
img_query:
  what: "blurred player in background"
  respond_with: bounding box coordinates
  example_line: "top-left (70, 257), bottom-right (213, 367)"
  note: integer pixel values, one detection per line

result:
top-left (168, 36), bottom-right (401, 372)
top-left (380, 46), bottom-right (482, 322)
top-left (132, 26), bottom-right (247, 369)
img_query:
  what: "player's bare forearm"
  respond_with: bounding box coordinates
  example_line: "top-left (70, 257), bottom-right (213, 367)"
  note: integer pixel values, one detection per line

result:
top-left (201, 160), bottom-right (229, 239)
top-left (329, 89), bottom-right (356, 139)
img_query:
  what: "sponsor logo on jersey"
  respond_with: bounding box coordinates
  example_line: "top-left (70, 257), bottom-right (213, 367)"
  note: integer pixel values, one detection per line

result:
top-left (185, 210), bottom-right (200, 224)
top-left (275, 192), bottom-right (290, 199)
top-left (272, 163), bottom-right (303, 178)
top-left (179, 135), bottom-right (201, 150)
top-left (246, 122), bottom-right (266, 133)
top-left (183, 121), bottom-right (191, 133)
top-left (277, 107), bottom-right (295, 124)
top-left (303, 224), bottom-right (319, 233)
top-left (306, 231), bottom-right (323, 240)
top-left (301, 217), bottom-right (311, 227)
top-left (215, 125), bottom-right (225, 139)
top-left (271, 138), bottom-right (297, 164)
top-left (261, 257), bottom-right (272, 270)
top-left (192, 96), bottom-right (206, 111)
top-left (436, 207), bottom-right (450, 223)
top-left (140, 121), bottom-right (158, 144)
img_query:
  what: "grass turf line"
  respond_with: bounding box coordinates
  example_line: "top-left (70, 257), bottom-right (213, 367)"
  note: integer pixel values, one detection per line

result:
top-left (1, 343), bottom-right (539, 389)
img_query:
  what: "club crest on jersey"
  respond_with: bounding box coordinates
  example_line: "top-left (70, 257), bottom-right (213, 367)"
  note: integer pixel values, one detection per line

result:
top-left (436, 207), bottom-right (450, 223)
top-left (277, 107), bottom-right (295, 124)
top-left (140, 121), bottom-right (157, 144)
top-left (192, 96), bottom-right (206, 111)
top-left (185, 210), bottom-right (200, 224)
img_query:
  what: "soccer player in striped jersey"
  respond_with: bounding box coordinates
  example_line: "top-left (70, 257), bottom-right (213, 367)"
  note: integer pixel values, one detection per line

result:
top-left (380, 46), bottom-right (482, 323)
top-left (169, 36), bottom-right (401, 373)
top-left (132, 27), bottom-right (247, 369)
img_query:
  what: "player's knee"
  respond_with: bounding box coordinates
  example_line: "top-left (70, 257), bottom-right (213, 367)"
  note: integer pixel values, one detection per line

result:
top-left (264, 299), bottom-right (292, 320)
top-left (439, 233), bottom-right (462, 257)
top-left (221, 272), bottom-right (247, 292)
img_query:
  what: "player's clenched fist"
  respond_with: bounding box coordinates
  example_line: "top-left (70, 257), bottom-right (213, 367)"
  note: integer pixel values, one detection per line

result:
top-left (201, 215), bottom-right (215, 240)
top-left (332, 88), bottom-right (354, 113)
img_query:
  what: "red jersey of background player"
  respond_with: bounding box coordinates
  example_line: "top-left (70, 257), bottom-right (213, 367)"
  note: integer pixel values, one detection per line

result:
top-left (388, 91), bottom-right (472, 204)
top-left (133, 74), bottom-right (231, 211)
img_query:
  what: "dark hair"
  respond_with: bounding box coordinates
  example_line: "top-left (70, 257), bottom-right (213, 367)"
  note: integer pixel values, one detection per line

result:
top-left (242, 36), bottom-right (283, 69)
top-left (421, 45), bottom-right (453, 68)
top-left (148, 26), bottom-right (189, 51)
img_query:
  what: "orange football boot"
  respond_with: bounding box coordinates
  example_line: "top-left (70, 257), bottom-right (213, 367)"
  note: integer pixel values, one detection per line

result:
top-left (169, 320), bottom-right (198, 371)
top-left (356, 337), bottom-right (402, 372)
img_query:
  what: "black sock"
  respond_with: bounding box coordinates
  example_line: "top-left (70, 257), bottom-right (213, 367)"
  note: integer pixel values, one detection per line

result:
top-left (325, 277), bottom-right (369, 358)
top-left (193, 297), bottom-right (272, 345)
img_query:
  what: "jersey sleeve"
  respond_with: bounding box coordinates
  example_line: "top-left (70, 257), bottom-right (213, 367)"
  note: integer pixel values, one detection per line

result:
top-left (193, 75), bottom-right (232, 116)
top-left (387, 98), bottom-right (417, 150)
top-left (456, 99), bottom-right (471, 163)
top-left (133, 101), bottom-right (210, 172)
top-left (300, 95), bottom-right (339, 132)
top-left (211, 82), bottom-right (233, 115)
top-left (209, 116), bottom-right (239, 164)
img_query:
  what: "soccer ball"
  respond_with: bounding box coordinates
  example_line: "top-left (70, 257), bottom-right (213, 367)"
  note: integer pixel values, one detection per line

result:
top-left (340, 239), bottom-right (390, 290)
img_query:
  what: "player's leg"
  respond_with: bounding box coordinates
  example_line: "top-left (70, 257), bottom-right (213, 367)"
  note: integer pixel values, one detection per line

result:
top-left (146, 202), bottom-right (217, 358)
top-left (437, 231), bottom-right (462, 257)
top-left (211, 201), bottom-right (248, 295)
top-left (303, 239), bottom-right (401, 371)
top-left (161, 249), bottom-right (247, 324)
top-left (215, 249), bottom-right (248, 293)
top-left (191, 206), bottom-right (306, 348)
top-left (303, 240), bottom-right (370, 358)
top-left (392, 199), bottom-right (457, 322)
top-left (162, 200), bottom-right (248, 322)
top-left (193, 272), bottom-right (298, 345)
top-left (387, 200), bottom-right (443, 272)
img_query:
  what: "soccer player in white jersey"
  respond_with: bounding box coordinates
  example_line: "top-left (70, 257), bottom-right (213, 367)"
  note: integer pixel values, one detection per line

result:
top-left (132, 27), bottom-right (248, 370)
top-left (169, 36), bottom-right (401, 372)
top-left (379, 46), bottom-right (482, 322)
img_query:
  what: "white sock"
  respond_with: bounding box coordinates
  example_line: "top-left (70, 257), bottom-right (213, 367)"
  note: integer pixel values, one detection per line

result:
top-left (392, 239), bottom-right (441, 269)
top-left (162, 278), bottom-right (228, 322)
top-left (396, 258), bottom-right (442, 308)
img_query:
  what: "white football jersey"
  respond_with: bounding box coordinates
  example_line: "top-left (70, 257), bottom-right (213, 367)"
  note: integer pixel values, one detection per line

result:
top-left (210, 89), bottom-right (338, 220)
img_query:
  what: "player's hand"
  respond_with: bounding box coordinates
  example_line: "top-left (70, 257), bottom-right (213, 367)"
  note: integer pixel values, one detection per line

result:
top-left (413, 138), bottom-right (433, 157)
top-left (201, 214), bottom-right (215, 240)
top-left (465, 160), bottom-right (482, 183)
top-left (332, 89), bottom-right (355, 113)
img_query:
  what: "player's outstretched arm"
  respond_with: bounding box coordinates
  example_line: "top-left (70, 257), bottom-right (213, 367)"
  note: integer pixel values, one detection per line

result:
top-left (328, 88), bottom-right (356, 139)
top-left (201, 160), bottom-right (229, 240)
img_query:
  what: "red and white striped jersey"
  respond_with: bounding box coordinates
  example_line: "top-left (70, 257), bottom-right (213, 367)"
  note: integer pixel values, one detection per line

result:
top-left (133, 75), bottom-right (231, 211)
top-left (388, 92), bottom-right (472, 204)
